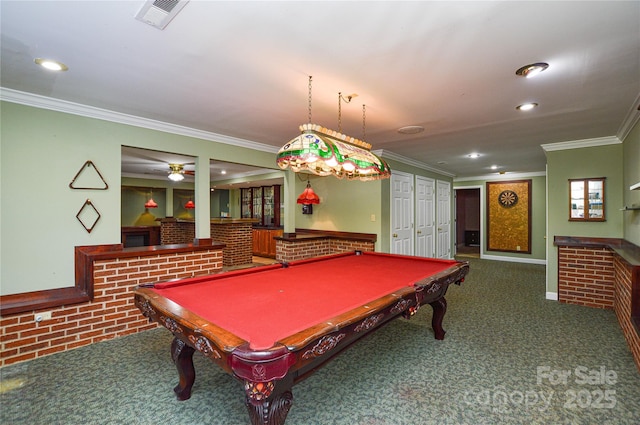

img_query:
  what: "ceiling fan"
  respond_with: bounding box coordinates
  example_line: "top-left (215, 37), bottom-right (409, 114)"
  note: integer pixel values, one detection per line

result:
top-left (167, 163), bottom-right (195, 181)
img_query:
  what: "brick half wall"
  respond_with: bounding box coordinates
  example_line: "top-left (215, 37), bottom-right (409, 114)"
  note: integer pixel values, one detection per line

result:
top-left (614, 256), bottom-right (640, 372)
top-left (555, 236), bottom-right (640, 372)
top-left (558, 246), bottom-right (615, 308)
top-left (0, 248), bottom-right (223, 367)
top-left (276, 238), bottom-right (375, 263)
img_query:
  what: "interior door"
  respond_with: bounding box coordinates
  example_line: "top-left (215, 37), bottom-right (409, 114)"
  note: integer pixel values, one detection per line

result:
top-left (390, 172), bottom-right (413, 255)
top-left (436, 180), bottom-right (452, 259)
top-left (415, 176), bottom-right (435, 257)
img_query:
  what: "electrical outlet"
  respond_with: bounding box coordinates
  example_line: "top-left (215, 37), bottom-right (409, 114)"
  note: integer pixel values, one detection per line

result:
top-left (370, 214), bottom-right (376, 222)
top-left (34, 311), bottom-right (52, 323)
top-left (516, 245), bottom-right (521, 251)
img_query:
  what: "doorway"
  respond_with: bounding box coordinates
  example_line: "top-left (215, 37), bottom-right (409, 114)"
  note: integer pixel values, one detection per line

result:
top-left (455, 187), bottom-right (481, 258)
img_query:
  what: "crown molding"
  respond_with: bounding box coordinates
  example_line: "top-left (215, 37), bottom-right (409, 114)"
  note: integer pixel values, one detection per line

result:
top-left (617, 92), bottom-right (640, 142)
top-left (375, 149), bottom-right (456, 178)
top-left (0, 88), bottom-right (279, 154)
top-left (454, 170), bottom-right (546, 183)
top-left (540, 135), bottom-right (621, 152)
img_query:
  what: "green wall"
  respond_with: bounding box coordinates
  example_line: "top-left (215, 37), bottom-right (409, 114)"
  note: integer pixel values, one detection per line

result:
top-left (120, 177), bottom-right (214, 225)
top-left (0, 101), bottom-right (277, 296)
top-left (293, 176), bottom-right (384, 251)
top-left (545, 143), bottom-right (624, 294)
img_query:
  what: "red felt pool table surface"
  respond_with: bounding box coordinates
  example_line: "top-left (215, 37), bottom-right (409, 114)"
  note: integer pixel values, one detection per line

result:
top-left (150, 252), bottom-right (458, 350)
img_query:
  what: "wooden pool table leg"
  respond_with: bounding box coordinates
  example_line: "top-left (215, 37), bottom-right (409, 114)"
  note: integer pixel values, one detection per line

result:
top-left (171, 337), bottom-right (196, 401)
top-left (244, 379), bottom-right (293, 425)
top-left (429, 297), bottom-right (447, 340)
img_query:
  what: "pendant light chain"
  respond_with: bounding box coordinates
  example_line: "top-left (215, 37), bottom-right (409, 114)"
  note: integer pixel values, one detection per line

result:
top-left (308, 76), bottom-right (313, 124)
top-left (338, 92), bottom-right (343, 133)
top-left (362, 104), bottom-right (366, 141)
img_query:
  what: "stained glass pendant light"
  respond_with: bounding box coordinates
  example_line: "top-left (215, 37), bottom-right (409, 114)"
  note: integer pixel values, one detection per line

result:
top-left (277, 77), bottom-right (391, 181)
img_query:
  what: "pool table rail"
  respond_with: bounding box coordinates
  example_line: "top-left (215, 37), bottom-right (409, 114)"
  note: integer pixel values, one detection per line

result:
top-left (134, 289), bottom-right (246, 369)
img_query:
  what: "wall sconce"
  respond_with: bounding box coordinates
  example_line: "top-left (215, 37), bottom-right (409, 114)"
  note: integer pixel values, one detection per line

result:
top-left (297, 181), bottom-right (320, 214)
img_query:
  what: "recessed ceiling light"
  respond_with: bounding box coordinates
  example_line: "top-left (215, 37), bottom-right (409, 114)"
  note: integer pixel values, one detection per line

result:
top-left (221, 170), bottom-right (227, 175)
top-left (468, 153), bottom-right (480, 159)
top-left (515, 62), bottom-right (549, 78)
top-left (397, 125), bottom-right (425, 134)
top-left (491, 165), bottom-right (498, 170)
top-left (34, 58), bottom-right (68, 72)
top-left (516, 102), bottom-right (538, 111)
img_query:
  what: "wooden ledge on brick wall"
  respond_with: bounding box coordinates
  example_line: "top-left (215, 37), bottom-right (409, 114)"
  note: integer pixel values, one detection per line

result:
top-left (554, 236), bottom-right (640, 266)
top-left (275, 228), bottom-right (377, 243)
top-left (0, 241), bottom-right (226, 316)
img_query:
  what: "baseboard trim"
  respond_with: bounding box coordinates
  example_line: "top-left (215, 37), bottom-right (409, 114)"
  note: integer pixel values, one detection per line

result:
top-left (480, 254), bottom-right (547, 265)
top-left (546, 292), bottom-right (559, 301)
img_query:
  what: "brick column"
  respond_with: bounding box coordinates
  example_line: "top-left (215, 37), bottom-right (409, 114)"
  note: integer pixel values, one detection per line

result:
top-left (211, 221), bottom-right (253, 267)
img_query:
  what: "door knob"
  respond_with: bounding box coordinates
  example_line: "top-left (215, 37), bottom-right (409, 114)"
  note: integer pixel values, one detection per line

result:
top-left (393, 233), bottom-right (398, 238)
top-left (417, 230), bottom-right (422, 234)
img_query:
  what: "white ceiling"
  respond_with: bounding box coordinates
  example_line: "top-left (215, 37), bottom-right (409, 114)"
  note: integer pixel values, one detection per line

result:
top-left (1, 1), bottom-right (639, 180)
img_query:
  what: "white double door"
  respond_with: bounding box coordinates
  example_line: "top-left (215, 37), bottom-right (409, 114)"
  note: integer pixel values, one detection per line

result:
top-left (391, 172), bottom-right (451, 258)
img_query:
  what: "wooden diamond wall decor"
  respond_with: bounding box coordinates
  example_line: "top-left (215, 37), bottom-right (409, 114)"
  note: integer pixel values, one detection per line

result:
top-left (76, 199), bottom-right (101, 233)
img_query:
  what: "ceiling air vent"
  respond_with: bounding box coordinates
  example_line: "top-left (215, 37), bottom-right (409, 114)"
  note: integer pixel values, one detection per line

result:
top-left (135, 0), bottom-right (189, 30)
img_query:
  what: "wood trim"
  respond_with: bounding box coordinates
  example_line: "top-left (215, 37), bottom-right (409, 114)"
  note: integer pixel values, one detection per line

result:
top-left (274, 228), bottom-right (377, 243)
top-left (552, 236), bottom-right (639, 266)
top-left (0, 287), bottom-right (91, 316)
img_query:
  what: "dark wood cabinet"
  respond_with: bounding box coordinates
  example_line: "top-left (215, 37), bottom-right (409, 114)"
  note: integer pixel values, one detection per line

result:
top-left (121, 226), bottom-right (161, 247)
top-left (464, 230), bottom-right (479, 246)
top-left (241, 185), bottom-right (281, 227)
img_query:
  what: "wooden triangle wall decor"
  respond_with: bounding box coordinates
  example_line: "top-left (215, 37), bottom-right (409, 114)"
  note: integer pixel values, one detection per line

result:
top-left (69, 160), bottom-right (109, 190)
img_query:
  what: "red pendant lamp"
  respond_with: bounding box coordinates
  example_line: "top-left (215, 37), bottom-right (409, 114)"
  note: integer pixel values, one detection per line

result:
top-left (144, 192), bottom-right (158, 209)
top-left (297, 181), bottom-right (319, 214)
top-left (184, 199), bottom-right (195, 209)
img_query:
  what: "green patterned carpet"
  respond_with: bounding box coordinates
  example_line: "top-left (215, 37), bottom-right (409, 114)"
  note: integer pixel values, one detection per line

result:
top-left (2, 258), bottom-right (639, 424)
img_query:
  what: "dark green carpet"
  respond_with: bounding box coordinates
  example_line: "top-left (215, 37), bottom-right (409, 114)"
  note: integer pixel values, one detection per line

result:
top-left (2, 258), bottom-right (639, 424)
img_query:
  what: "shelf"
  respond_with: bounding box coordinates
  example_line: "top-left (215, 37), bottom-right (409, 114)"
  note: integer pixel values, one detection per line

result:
top-left (620, 206), bottom-right (640, 211)
top-left (631, 182), bottom-right (640, 190)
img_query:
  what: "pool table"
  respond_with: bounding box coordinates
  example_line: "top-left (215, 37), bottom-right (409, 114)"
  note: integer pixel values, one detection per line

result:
top-left (134, 251), bottom-right (469, 425)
